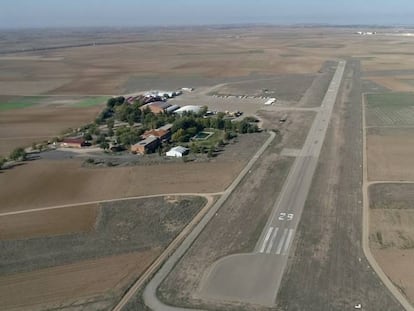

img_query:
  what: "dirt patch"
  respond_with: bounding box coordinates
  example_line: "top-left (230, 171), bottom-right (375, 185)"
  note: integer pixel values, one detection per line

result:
top-left (0, 250), bottom-right (158, 311)
top-left (369, 183), bottom-right (414, 304)
top-left (372, 249), bottom-right (414, 303)
top-left (367, 128), bottom-right (414, 181)
top-left (0, 204), bottom-right (99, 240)
top-left (257, 110), bottom-right (316, 149)
top-left (370, 209), bottom-right (414, 249)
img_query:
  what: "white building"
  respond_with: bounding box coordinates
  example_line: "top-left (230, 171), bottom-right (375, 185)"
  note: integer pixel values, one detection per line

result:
top-left (174, 105), bottom-right (202, 115)
top-left (166, 146), bottom-right (189, 158)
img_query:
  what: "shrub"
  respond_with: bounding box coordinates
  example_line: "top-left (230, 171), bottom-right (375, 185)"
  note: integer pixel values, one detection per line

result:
top-left (9, 147), bottom-right (26, 161)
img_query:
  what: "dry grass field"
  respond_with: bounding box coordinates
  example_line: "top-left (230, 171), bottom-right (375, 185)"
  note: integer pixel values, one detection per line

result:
top-left (369, 183), bottom-right (414, 304)
top-left (0, 250), bottom-right (158, 311)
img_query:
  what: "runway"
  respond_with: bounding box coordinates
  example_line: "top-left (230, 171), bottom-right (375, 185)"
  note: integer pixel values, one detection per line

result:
top-left (253, 59), bottom-right (346, 301)
top-left (200, 60), bottom-right (346, 307)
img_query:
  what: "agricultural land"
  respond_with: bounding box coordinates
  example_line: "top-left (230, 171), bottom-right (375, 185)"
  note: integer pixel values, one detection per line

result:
top-left (1, 26), bottom-right (414, 311)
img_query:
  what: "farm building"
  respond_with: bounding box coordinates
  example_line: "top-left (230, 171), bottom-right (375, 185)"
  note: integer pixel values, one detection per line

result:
top-left (141, 101), bottom-right (171, 114)
top-left (158, 124), bottom-right (173, 132)
top-left (141, 123), bottom-right (173, 141)
top-left (61, 138), bottom-right (87, 148)
top-left (174, 105), bottom-right (202, 115)
top-left (165, 104), bottom-right (180, 114)
top-left (131, 136), bottom-right (159, 154)
top-left (166, 146), bottom-right (189, 158)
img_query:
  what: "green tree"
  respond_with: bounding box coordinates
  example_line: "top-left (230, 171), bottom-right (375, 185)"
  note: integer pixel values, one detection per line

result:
top-left (84, 133), bottom-right (93, 141)
top-left (10, 147), bottom-right (26, 161)
top-left (0, 157), bottom-right (6, 169)
top-left (172, 128), bottom-right (185, 142)
top-left (100, 142), bottom-right (110, 150)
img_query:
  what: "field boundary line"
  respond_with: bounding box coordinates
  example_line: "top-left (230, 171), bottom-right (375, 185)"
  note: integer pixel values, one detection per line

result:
top-left (362, 92), bottom-right (414, 311)
top-left (0, 192), bottom-right (225, 217)
top-left (367, 180), bottom-right (414, 186)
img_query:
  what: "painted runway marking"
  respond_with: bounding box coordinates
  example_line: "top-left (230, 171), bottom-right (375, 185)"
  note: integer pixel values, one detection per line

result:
top-left (282, 229), bottom-right (295, 255)
top-left (260, 227), bottom-right (274, 253)
top-left (266, 227), bottom-right (279, 254)
top-left (276, 228), bottom-right (288, 255)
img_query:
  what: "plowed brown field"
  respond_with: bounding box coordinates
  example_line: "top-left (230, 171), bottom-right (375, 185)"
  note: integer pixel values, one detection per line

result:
top-left (0, 204), bottom-right (99, 240)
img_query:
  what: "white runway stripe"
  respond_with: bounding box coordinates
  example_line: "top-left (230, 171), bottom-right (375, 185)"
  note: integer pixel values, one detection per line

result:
top-left (259, 227), bottom-right (274, 253)
top-left (282, 229), bottom-right (295, 255)
top-left (266, 227), bottom-right (279, 254)
top-left (276, 228), bottom-right (288, 254)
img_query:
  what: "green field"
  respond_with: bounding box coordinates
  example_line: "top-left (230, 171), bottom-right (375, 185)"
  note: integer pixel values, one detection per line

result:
top-left (366, 93), bottom-right (414, 108)
top-left (74, 96), bottom-right (108, 108)
top-left (365, 92), bottom-right (414, 126)
top-left (0, 97), bottom-right (43, 111)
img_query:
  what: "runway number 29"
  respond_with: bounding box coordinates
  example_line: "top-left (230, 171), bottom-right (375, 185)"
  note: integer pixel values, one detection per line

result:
top-left (279, 213), bottom-right (294, 221)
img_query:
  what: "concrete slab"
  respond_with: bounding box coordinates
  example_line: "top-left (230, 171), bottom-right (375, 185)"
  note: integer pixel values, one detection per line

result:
top-left (199, 253), bottom-right (282, 306)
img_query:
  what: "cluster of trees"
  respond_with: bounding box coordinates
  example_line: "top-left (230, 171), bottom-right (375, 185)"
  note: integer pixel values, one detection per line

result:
top-left (170, 113), bottom-right (259, 143)
top-left (0, 147), bottom-right (27, 169)
top-left (115, 126), bottom-right (144, 146)
top-left (86, 96), bottom-right (259, 150)
top-left (95, 96), bottom-right (127, 124)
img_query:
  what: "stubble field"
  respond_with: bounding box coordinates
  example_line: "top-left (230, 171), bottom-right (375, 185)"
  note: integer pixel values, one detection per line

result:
top-left (0, 196), bottom-right (206, 310)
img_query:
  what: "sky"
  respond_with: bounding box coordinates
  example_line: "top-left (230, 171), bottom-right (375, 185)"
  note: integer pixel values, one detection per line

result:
top-left (0, 0), bottom-right (413, 29)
